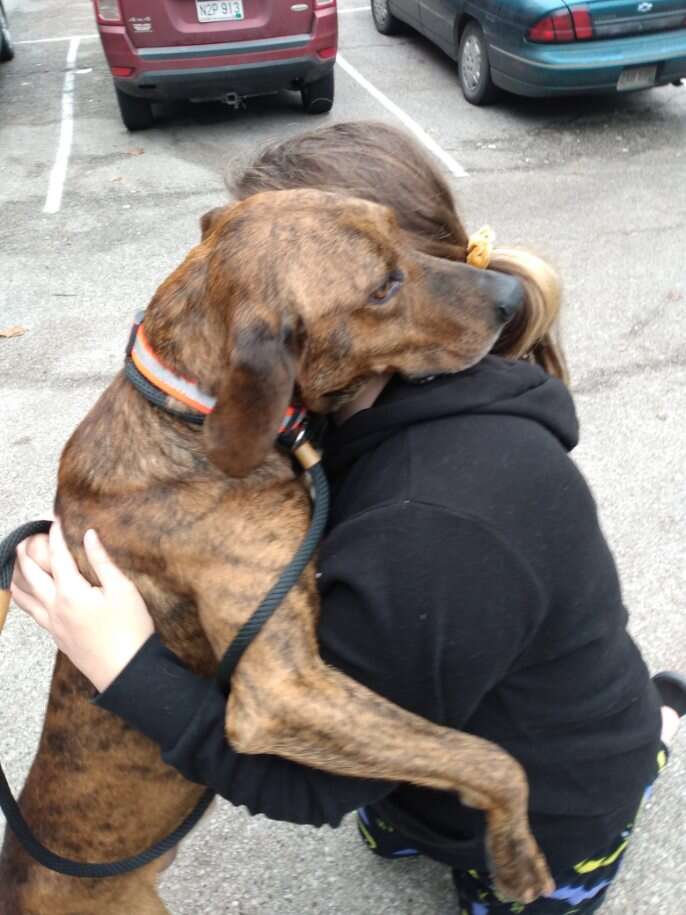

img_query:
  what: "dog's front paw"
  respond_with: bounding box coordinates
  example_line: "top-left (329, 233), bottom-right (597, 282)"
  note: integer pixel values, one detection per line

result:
top-left (486, 823), bottom-right (555, 905)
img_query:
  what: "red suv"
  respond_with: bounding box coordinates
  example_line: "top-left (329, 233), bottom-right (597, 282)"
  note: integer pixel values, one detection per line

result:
top-left (92, 0), bottom-right (337, 130)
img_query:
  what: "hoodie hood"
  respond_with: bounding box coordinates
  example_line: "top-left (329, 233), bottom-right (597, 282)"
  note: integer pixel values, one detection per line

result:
top-left (323, 356), bottom-right (579, 477)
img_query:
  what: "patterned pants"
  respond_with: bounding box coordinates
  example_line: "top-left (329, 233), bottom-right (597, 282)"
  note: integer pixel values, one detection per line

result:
top-left (357, 748), bottom-right (668, 914)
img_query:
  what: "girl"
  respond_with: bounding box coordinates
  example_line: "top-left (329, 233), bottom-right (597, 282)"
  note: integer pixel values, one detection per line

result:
top-left (12, 122), bottom-right (685, 915)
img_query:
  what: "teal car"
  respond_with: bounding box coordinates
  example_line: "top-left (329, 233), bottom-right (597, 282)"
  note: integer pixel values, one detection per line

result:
top-left (370, 0), bottom-right (686, 104)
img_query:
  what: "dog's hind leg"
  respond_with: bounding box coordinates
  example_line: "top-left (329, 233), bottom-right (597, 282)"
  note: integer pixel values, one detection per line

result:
top-left (0, 652), bottom-right (205, 915)
top-left (0, 851), bottom-right (172, 915)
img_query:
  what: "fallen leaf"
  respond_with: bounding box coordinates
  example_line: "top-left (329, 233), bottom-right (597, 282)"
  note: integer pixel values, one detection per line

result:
top-left (0, 326), bottom-right (27, 339)
top-left (126, 147), bottom-right (145, 157)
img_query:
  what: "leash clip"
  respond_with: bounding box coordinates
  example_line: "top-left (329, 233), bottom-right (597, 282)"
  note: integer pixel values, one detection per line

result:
top-left (293, 435), bottom-right (321, 472)
top-left (278, 419), bottom-right (321, 471)
top-left (277, 405), bottom-right (316, 462)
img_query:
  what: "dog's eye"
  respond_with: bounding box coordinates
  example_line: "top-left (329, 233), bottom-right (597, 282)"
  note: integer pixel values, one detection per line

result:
top-left (369, 270), bottom-right (405, 306)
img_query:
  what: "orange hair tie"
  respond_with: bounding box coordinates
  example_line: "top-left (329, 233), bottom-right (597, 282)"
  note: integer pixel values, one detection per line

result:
top-left (466, 225), bottom-right (495, 270)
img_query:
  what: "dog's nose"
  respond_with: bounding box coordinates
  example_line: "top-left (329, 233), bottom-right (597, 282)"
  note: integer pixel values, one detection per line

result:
top-left (493, 274), bottom-right (524, 325)
top-left (496, 288), bottom-right (522, 324)
top-left (476, 270), bottom-right (524, 325)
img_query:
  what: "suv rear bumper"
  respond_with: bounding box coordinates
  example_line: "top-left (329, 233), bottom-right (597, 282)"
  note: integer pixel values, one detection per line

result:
top-left (99, 10), bottom-right (336, 101)
top-left (115, 55), bottom-right (334, 100)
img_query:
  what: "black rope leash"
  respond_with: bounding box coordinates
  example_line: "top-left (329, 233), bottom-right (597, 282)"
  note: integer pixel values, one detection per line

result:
top-left (0, 450), bottom-right (329, 878)
top-left (215, 460), bottom-right (329, 688)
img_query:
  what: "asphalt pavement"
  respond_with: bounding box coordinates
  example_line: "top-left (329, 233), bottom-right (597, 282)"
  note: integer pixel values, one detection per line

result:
top-left (0, 1), bottom-right (684, 912)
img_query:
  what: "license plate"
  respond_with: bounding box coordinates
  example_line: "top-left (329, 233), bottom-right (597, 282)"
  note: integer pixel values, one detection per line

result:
top-left (617, 65), bottom-right (657, 92)
top-left (196, 0), bottom-right (244, 22)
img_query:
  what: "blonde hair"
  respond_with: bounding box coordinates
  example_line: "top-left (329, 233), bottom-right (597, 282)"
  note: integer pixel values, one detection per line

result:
top-left (230, 121), bottom-right (569, 385)
top-left (489, 248), bottom-right (569, 385)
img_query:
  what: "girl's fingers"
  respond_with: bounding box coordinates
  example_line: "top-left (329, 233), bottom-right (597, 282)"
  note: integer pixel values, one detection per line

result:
top-left (48, 520), bottom-right (91, 598)
top-left (83, 529), bottom-right (127, 592)
top-left (9, 581), bottom-right (53, 631)
top-left (23, 533), bottom-right (52, 574)
top-left (14, 549), bottom-right (57, 609)
top-left (11, 560), bottom-right (31, 595)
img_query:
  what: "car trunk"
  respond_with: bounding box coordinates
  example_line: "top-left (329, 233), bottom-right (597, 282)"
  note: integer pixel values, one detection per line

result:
top-left (565, 0), bottom-right (686, 38)
top-left (118, 0), bottom-right (314, 48)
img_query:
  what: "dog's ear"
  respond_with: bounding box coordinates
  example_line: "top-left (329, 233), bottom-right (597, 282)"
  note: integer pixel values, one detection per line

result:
top-left (204, 322), bottom-right (297, 477)
top-left (200, 206), bottom-right (229, 241)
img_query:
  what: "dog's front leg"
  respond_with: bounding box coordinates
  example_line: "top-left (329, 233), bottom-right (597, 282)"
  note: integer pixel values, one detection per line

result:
top-left (193, 541), bottom-right (553, 906)
top-left (226, 644), bottom-right (553, 904)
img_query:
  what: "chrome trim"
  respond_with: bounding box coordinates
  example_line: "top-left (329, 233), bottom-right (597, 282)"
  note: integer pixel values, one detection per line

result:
top-left (137, 54), bottom-right (318, 80)
top-left (593, 12), bottom-right (686, 38)
top-left (139, 34), bottom-right (311, 60)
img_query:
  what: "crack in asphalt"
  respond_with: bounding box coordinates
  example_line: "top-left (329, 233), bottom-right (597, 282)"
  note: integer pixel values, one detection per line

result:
top-left (573, 350), bottom-right (686, 395)
top-left (3, 373), bottom-right (116, 391)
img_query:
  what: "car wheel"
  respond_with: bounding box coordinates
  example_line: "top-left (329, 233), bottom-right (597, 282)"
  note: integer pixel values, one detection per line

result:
top-left (371, 0), bottom-right (401, 36)
top-left (0, 2), bottom-right (15, 63)
top-left (115, 86), bottom-right (154, 131)
top-left (458, 22), bottom-right (498, 106)
top-left (301, 70), bottom-right (334, 114)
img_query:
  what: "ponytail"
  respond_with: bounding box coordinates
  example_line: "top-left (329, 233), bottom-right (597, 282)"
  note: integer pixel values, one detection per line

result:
top-left (488, 248), bottom-right (570, 386)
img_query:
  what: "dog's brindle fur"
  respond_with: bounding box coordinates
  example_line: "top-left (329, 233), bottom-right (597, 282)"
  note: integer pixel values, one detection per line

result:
top-left (0, 190), bottom-right (553, 913)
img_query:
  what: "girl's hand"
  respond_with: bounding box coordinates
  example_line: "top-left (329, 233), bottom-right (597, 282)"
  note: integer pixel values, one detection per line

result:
top-left (10, 520), bottom-right (154, 692)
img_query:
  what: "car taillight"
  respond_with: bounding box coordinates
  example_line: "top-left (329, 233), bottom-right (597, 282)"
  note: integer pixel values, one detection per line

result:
top-left (95, 0), bottom-right (122, 23)
top-left (572, 8), bottom-right (593, 39)
top-left (528, 6), bottom-right (593, 43)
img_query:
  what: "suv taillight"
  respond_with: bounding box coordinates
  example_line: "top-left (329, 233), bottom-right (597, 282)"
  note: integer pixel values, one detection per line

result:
top-left (528, 6), bottom-right (593, 43)
top-left (94, 0), bottom-right (123, 23)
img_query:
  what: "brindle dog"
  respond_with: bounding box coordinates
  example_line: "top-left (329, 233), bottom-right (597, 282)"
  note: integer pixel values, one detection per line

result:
top-left (0, 190), bottom-right (554, 914)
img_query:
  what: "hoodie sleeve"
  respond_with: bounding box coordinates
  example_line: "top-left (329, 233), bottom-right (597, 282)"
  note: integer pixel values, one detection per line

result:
top-left (95, 634), bottom-right (392, 827)
top-left (315, 501), bottom-right (546, 727)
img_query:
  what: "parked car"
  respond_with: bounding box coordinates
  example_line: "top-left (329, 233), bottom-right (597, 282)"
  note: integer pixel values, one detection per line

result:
top-left (371, 0), bottom-right (686, 105)
top-left (0, 1), bottom-right (14, 63)
top-left (92, 0), bottom-right (337, 130)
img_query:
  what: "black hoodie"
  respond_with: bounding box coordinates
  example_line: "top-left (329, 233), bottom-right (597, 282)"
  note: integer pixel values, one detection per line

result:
top-left (96, 356), bottom-right (661, 875)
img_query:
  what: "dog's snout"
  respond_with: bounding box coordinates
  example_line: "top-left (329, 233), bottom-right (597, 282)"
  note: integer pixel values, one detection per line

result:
top-left (476, 270), bottom-right (524, 325)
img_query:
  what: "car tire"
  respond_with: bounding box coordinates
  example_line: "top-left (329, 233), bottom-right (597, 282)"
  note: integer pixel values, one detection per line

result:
top-left (371, 0), bottom-right (402, 36)
top-left (458, 22), bottom-right (498, 106)
top-left (0, 2), bottom-right (15, 63)
top-left (115, 86), bottom-right (154, 131)
top-left (301, 70), bottom-right (334, 114)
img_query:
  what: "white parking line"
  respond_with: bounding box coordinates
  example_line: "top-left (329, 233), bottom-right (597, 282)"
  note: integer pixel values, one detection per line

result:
top-left (43, 37), bottom-right (81, 215)
top-left (338, 6), bottom-right (369, 12)
top-left (336, 54), bottom-right (468, 179)
top-left (17, 34), bottom-right (97, 44)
